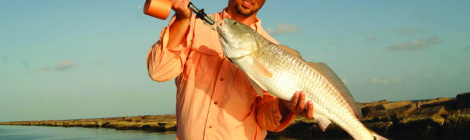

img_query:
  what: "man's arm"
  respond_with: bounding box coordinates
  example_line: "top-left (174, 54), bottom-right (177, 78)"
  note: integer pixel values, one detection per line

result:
top-left (167, 0), bottom-right (191, 50)
top-left (147, 0), bottom-right (193, 82)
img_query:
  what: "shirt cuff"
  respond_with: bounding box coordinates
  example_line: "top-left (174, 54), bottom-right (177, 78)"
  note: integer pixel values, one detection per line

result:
top-left (272, 98), bottom-right (297, 132)
top-left (159, 15), bottom-right (194, 52)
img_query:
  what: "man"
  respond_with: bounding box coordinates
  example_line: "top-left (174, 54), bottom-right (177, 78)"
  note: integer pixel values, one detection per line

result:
top-left (147, 0), bottom-right (314, 139)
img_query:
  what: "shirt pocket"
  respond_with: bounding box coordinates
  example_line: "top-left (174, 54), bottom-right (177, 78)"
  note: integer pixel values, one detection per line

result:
top-left (184, 45), bottom-right (220, 83)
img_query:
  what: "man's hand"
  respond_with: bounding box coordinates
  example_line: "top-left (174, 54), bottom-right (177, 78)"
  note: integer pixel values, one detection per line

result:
top-left (167, 0), bottom-right (192, 49)
top-left (171, 0), bottom-right (191, 20)
top-left (280, 91), bottom-right (314, 119)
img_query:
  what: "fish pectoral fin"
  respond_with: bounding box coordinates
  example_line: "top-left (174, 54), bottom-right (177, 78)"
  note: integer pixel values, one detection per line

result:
top-left (236, 56), bottom-right (269, 97)
top-left (250, 58), bottom-right (273, 78)
top-left (248, 78), bottom-right (265, 97)
top-left (313, 115), bottom-right (331, 132)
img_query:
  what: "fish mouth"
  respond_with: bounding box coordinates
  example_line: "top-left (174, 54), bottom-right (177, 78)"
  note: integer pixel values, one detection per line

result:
top-left (216, 22), bottom-right (230, 56)
top-left (216, 20), bottom-right (238, 61)
top-left (216, 23), bottom-right (224, 37)
top-left (216, 23), bottom-right (227, 45)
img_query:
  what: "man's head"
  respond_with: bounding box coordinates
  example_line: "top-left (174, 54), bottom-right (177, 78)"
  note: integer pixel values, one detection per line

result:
top-left (228, 0), bottom-right (266, 17)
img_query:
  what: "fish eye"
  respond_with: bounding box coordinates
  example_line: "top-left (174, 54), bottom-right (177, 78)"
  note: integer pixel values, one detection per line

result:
top-left (233, 22), bottom-right (238, 25)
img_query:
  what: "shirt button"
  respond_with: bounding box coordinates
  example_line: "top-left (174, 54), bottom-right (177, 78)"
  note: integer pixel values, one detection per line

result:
top-left (220, 78), bottom-right (224, 81)
top-left (214, 101), bottom-right (218, 104)
top-left (209, 125), bottom-right (212, 128)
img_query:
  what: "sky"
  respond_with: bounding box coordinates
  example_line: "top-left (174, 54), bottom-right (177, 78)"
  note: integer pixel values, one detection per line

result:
top-left (0, 0), bottom-right (469, 122)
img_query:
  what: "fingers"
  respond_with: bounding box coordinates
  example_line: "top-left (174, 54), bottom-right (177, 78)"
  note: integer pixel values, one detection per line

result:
top-left (296, 91), bottom-right (306, 114)
top-left (172, 0), bottom-right (191, 19)
top-left (300, 100), bottom-right (314, 119)
top-left (289, 91), bottom-right (300, 112)
top-left (283, 91), bottom-right (313, 117)
top-left (307, 100), bottom-right (314, 118)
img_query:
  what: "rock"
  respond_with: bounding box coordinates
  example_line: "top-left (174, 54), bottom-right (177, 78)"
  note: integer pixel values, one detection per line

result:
top-left (395, 105), bottom-right (448, 138)
top-left (457, 92), bottom-right (470, 109)
top-left (441, 108), bottom-right (470, 139)
top-left (361, 105), bottom-right (384, 117)
top-left (457, 108), bottom-right (470, 138)
top-left (358, 100), bottom-right (388, 109)
top-left (362, 103), bottom-right (417, 123)
top-left (399, 105), bottom-right (448, 126)
top-left (360, 100), bottom-right (412, 117)
top-left (381, 101), bottom-right (413, 110)
top-left (363, 121), bottom-right (393, 136)
top-left (419, 97), bottom-right (455, 108)
top-left (442, 110), bottom-right (460, 137)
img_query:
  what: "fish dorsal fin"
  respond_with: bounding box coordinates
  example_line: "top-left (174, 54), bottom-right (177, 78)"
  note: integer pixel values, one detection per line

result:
top-left (277, 45), bottom-right (302, 59)
top-left (307, 62), bottom-right (363, 119)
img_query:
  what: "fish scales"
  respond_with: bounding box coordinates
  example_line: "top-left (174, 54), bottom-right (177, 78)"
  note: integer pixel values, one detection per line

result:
top-left (255, 43), bottom-right (364, 135)
top-left (263, 46), bottom-right (367, 139)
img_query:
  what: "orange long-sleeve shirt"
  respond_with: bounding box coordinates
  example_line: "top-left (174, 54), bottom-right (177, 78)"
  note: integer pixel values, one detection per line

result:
top-left (147, 9), bottom-right (296, 140)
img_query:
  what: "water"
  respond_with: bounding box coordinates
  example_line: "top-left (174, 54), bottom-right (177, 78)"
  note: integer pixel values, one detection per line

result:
top-left (0, 125), bottom-right (455, 140)
top-left (0, 125), bottom-right (176, 140)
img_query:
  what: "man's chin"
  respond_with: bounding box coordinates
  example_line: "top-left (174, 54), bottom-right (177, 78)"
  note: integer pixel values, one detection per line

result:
top-left (235, 6), bottom-right (255, 17)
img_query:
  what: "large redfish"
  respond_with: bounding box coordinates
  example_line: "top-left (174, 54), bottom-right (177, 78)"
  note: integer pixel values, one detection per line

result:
top-left (216, 18), bottom-right (387, 140)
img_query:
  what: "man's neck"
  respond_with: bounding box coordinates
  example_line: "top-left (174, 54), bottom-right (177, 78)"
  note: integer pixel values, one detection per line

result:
top-left (226, 8), bottom-right (258, 26)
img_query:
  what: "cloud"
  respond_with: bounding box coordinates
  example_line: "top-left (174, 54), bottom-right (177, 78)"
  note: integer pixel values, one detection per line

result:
top-left (328, 41), bottom-right (338, 46)
top-left (369, 78), bottom-right (402, 85)
top-left (362, 37), bottom-right (376, 42)
top-left (392, 28), bottom-right (425, 35)
top-left (419, 15), bottom-right (428, 20)
top-left (463, 45), bottom-right (470, 50)
top-left (41, 60), bottom-right (76, 71)
top-left (266, 23), bottom-right (300, 35)
top-left (387, 36), bottom-right (442, 51)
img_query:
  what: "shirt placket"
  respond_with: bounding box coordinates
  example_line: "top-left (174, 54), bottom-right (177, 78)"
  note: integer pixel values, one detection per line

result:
top-left (203, 60), bottom-right (228, 140)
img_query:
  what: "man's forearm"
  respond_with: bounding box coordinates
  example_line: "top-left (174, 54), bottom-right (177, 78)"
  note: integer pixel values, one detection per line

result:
top-left (167, 16), bottom-right (191, 49)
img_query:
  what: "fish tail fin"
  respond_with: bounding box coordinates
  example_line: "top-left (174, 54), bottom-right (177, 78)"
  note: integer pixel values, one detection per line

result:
top-left (370, 129), bottom-right (388, 140)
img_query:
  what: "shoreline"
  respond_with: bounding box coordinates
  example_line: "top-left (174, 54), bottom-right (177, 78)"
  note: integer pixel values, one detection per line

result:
top-left (2, 92), bottom-right (469, 139)
top-left (0, 114), bottom-right (177, 132)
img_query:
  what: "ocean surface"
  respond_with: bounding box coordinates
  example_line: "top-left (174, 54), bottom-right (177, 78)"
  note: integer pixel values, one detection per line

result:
top-left (0, 125), bottom-right (343, 140)
top-left (0, 125), bottom-right (176, 140)
top-left (0, 125), bottom-right (452, 140)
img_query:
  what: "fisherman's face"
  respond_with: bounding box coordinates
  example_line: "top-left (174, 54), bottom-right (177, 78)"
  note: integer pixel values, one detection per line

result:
top-left (230, 0), bottom-right (266, 17)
